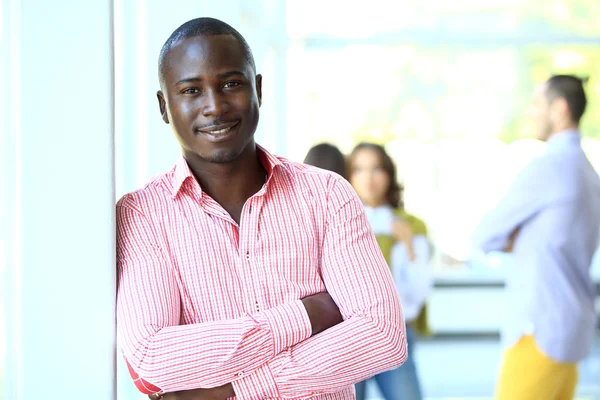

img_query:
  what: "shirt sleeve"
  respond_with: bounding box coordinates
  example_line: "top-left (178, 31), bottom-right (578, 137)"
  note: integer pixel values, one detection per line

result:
top-left (472, 158), bottom-right (549, 253)
top-left (116, 195), bottom-right (312, 394)
top-left (232, 177), bottom-right (407, 400)
top-left (391, 235), bottom-right (432, 321)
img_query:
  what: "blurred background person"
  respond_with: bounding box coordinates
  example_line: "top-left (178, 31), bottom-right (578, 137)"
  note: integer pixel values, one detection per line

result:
top-left (303, 143), bottom-right (347, 178)
top-left (348, 142), bottom-right (432, 400)
top-left (472, 75), bottom-right (600, 400)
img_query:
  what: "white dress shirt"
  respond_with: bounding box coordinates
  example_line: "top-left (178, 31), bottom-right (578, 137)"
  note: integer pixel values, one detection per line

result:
top-left (473, 130), bottom-right (600, 362)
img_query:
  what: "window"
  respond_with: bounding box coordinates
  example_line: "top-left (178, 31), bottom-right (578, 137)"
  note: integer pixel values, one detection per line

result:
top-left (286, 0), bottom-right (600, 269)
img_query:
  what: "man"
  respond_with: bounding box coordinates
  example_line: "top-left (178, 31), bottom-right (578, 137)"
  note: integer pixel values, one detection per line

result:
top-left (473, 75), bottom-right (600, 400)
top-left (116, 17), bottom-right (407, 400)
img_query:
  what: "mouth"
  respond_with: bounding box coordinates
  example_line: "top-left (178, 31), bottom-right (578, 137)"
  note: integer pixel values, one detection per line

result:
top-left (195, 121), bottom-right (240, 143)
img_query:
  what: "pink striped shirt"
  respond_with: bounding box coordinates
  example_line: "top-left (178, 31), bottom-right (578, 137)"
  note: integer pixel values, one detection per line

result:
top-left (116, 146), bottom-right (407, 399)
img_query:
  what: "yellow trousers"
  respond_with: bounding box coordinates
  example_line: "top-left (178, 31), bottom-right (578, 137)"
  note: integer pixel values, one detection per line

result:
top-left (495, 335), bottom-right (578, 400)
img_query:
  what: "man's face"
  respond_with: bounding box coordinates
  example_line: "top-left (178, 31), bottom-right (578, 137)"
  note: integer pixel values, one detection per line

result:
top-left (158, 35), bottom-right (262, 163)
top-left (531, 83), bottom-right (553, 142)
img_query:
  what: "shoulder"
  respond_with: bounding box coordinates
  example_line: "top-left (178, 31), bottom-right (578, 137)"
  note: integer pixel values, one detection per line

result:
top-left (519, 154), bottom-right (550, 179)
top-left (275, 156), bottom-right (361, 215)
top-left (275, 156), bottom-right (350, 197)
top-left (117, 167), bottom-right (176, 215)
top-left (523, 147), bottom-right (594, 197)
top-left (507, 155), bottom-right (555, 197)
top-left (276, 156), bottom-right (342, 182)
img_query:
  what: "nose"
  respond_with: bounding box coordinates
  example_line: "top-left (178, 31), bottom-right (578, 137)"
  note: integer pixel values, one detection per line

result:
top-left (201, 89), bottom-right (230, 117)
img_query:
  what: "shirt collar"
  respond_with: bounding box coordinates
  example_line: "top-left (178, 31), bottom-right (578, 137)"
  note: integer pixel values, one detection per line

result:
top-left (170, 144), bottom-right (284, 199)
top-left (171, 156), bottom-right (195, 199)
top-left (546, 129), bottom-right (581, 152)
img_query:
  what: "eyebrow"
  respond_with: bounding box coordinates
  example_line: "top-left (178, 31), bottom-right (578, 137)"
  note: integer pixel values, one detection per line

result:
top-left (219, 70), bottom-right (246, 79)
top-left (175, 77), bottom-right (202, 86)
top-left (175, 71), bottom-right (247, 86)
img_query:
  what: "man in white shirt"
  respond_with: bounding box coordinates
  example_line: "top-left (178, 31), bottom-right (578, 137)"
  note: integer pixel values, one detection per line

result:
top-left (473, 75), bottom-right (600, 400)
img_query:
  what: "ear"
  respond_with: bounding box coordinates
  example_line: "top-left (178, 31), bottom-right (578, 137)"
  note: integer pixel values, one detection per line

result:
top-left (557, 97), bottom-right (570, 117)
top-left (157, 91), bottom-right (169, 124)
top-left (550, 97), bottom-right (570, 123)
top-left (255, 74), bottom-right (262, 107)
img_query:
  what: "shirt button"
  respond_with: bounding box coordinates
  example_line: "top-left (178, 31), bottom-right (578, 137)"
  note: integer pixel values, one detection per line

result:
top-left (255, 302), bottom-right (260, 312)
top-left (245, 252), bottom-right (250, 261)
top-left (236, 371), bottom-right (244, 377)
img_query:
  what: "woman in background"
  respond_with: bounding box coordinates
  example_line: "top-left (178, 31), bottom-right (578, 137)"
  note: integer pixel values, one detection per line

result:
top-left (348, 142), bottom-right (431, 400)
top-left (303, 143), bottom-right (347, 179)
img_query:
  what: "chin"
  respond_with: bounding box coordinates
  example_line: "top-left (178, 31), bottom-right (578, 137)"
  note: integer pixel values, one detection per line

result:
top-left (536, 133), bottom-right (551, 142)
top-left (203, 148), bottom-right (242, 164)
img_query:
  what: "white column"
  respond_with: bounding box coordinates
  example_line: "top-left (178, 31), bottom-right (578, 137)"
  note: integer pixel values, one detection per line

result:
top-left (1, 0), bottom-right (116, 399)
top-left (115, 0), bottom-right (201, 198)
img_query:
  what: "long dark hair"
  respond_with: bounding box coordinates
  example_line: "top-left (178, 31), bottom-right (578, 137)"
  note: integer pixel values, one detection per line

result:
top-left (347, 142), bottom-right (404, 209)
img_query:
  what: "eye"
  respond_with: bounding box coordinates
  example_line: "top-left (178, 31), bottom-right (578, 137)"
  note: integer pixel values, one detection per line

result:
top-left (181, 88), bottom-right (200, 95)
top-left (223, 81), bottom-right (241, 89)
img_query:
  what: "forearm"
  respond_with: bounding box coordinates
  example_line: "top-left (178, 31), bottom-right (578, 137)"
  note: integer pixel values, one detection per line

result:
top-left (502, 228), bottom-right (520, 253)
top-left (232, 300), bottom-right (406, 399)
top-left (153, 383), bottom-right (235, 400)
top-left (472, 213), bottom-right (516, 252)
top-left (473, 162), bottom-right (545, 253)
top-left (119, 300), bottom-right (311, 394)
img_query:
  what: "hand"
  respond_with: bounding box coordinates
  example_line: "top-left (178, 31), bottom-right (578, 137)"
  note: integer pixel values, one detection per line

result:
top-left (392, 220), bottom-right (416, 261)
top-left (301, 292), bottom-right (343, 335)
top-left (149, 383), bottom-right (235, 400)
top-left (503, 228), bottom-right (520, 253)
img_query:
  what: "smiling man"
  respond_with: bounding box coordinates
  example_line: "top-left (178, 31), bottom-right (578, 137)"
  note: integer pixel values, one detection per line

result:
top-left (116, 18), bottom-right (407, 400)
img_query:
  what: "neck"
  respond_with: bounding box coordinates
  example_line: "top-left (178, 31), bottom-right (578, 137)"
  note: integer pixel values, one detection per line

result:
top-left (184, 142), bottom-right (266, 222)
top-left (365, 199), bottom-right (387, 208)
top-left (547, 121), bottom-right (578, 141)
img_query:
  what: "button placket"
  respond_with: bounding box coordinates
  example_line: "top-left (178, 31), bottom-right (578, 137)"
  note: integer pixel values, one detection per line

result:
top-left (250, 199), bottom-right (266, 316)
top-left (240, 200), bottom-right (262, 315)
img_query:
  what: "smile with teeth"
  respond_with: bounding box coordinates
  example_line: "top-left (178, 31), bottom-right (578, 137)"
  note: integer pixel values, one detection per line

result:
top-left (199, 121), bottom-right (239, 135)
top-left (210, 127), bottom-right (232, 134)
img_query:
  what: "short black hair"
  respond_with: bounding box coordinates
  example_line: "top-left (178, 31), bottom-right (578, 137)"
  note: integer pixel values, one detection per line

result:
top-left (158, 17), bottom-right (256, 86)
top-left (545, 75), bottom-right (588, 123)
top-left (303, 143), bottom-right (347, 179)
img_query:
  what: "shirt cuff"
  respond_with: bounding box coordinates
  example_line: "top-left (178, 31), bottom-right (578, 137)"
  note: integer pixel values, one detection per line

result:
top-left (232, 363), bottom-right (279, 400)
top-left (263, 299), bottom-right (312, 355)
